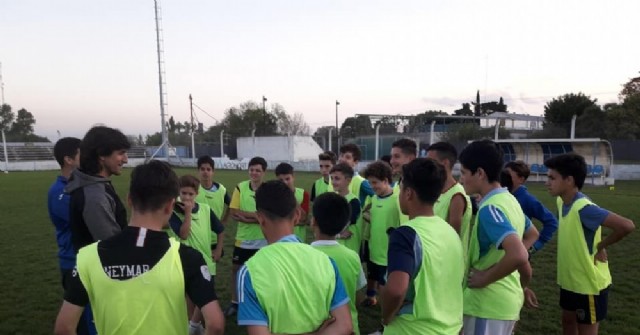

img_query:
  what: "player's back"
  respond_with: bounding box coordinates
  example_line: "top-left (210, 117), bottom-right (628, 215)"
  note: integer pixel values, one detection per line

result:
top-left (312, 241), bottom-right (363, 335)
top-left (245, 242), bottom-right (337, 334)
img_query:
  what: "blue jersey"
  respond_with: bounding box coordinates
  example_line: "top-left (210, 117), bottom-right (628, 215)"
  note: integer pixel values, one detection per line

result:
top-left (513, 185), bottom-right (558, 251)
top-left (48, 175), bottom-right (76, 270)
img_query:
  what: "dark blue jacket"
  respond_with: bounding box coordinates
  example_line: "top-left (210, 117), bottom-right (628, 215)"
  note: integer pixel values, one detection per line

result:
top-left (513, 185), bottom-right (558, 251)
top-left (47, 176), bottom-right (75, 270)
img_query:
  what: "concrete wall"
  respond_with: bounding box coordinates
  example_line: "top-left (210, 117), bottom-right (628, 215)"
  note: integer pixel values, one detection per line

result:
top-left (236, 136), bottom-right (323, 162)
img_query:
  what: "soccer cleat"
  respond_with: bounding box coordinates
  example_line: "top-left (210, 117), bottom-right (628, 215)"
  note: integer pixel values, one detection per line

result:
top-left (224, 302), bottom-right (238, 317)
top-left (360, 296), bottom-right (378, 307)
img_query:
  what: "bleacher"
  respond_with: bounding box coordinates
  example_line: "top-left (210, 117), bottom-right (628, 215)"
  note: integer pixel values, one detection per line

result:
top-left (0, 144), bottom-right (148, 161)
top-left (495, 139), bottom-right (614, 185)
top-left (0, 144), bottom-right (53, 161)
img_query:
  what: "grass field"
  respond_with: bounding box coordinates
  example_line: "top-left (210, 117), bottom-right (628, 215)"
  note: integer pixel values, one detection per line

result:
top-left (1, 168), bottom-right (639, 335)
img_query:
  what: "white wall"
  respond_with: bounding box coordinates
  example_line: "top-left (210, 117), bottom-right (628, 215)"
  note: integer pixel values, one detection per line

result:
top-left (236, 136), bottom-right (323, 162)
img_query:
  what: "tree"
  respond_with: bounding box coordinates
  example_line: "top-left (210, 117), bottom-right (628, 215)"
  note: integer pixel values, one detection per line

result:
top-left (407, 110), bottom-right (447, 133)
top-left (313, 126), bottom-right (336, 138)
top-left (375, 116), bottom-right (399, 135)
top-left (0, 104), bottom-right (14, 131)
top-left (454, 103), bottom-right (473, 116)
top-left (10, 109), bottom-right (36, 136)
top-left (575, 105), bottom-right (606, 138)
top-left (340, 115), bottom-right (374, 137)
top-left (543, 93), bottom-right (598, 125)
top-left (272, 104), bottom-right (311, 135)
top-left (619, 72), bottom-right (640, 101)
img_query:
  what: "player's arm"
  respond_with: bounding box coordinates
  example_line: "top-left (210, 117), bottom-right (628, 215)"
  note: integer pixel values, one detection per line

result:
top-left (178, 204), bottom-right (194, 240)
top-left (182, 245), bottom-right (225, 334)
top-left (597, 211), bottom-right (635, 252)
top-left (82, 190), bottom-right (121, 240)
top-left (468, 205), bottom-right (529, 288)
top-left (310, 260), bottom-right (353, 335)
top-left (528, 196), bottom-right (558, 251)
top-left (381, 226), bottom-right (416, 325)
top-left (522, 217), bottom-right (539, 251)
top-left (54, 301), bottom-right (84, 335)
top-left (298, 191), bottom-right (310, 225)
top-left (229, 187), bottom-right (258, 223)
top-left (447, 193), bottom-right (467, 234)
top-left (210, 210), bottom-right (225, 261)
top-left (55, 266), bottom-right (90, 335)
top-left (220, 192), bottom-right (231, 224)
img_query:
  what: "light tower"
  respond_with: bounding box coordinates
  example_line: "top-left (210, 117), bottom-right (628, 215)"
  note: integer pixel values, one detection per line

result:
top-left (154, 0), bottom-right (169, 157)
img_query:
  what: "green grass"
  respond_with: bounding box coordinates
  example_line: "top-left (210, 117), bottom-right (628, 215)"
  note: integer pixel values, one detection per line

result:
top-left (1, 169), bottom-right (639, 334)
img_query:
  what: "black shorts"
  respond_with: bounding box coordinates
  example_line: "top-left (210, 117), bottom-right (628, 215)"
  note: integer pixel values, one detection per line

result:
top-left (232, 246), bottom-right (259, 265)
top-left (560, 286), bottom-right (609, 324)
top-left (360, 241), bottom-right (370, 263)
top-left (366, 260), bottom-right (387, 285)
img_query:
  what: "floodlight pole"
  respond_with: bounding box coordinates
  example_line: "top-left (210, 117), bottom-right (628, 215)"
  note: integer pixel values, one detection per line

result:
top-left (220, 129), bottom-right (225, 158)
top-left (189, 94), bottom-right (196, 165)
top-left (375, 123), bottom-right (381, 160)
top-left (154, 0), bottom-right (169, 157)
top-left (328, 127), bottom-right (333, 152)
top-left (1, 62), bottom-right (8, 173)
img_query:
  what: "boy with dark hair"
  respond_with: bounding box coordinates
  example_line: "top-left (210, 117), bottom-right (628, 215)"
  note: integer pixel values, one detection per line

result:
top-left (339, 143), bottom-right (374, 206)
top-left (226, 156), bottom-right (267, 316)
top-left (48, 137), bottom-right (96, 335)
top-left (311, 151), bottom-right (336, 202)
top-left (54, 160), bottom-right (224, 335)
top-left (330, 163), bottom-right (362, 253)
top-left (458, 140), bottom-right (538, 335)
top-left (311, 192), bottom-right (366, 335)
top-left (544, 153), bottom-right (634, 335)
top-left (237, 180), bottom-right (353, 335)
top-left (390, 138), bottom-right (418, 225)
top-left (504, 160), bottom-right (558, 255)
top-left (426, 142), bottom-right (472, 243)
top-left (362, 160), bottom-right (401, 307)
top-left (66, 125), bottom-right (131, 252)
top-left (275, 162), bottom-right (310, 242)
top-left (168, 175), bottom-right (225, 334)
top-left (195, 156), bottom-right (229, 264)
top-left (383, 158), bottom-right (464, 334)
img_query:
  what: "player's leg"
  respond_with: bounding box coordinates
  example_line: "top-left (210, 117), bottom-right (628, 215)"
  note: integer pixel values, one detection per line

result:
top-left (560, 288), bottom-right (579, 335)
top-left (577, 287), bottom-right (608, 335)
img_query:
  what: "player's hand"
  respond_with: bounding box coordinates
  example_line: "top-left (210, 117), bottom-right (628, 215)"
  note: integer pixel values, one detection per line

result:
top-left (182, 200), bottom-right (194, 213)
top-left (232, 212), bottom-right (245, 221)
top-left (213, 247), bottom-right (223, 262)
top-left (308, 317), bottom-right (335, 335)
top-left (362, 203), bottom-right (372, 223)
top-left (595, 247), bottom-right (608, 264)
top-left (467, 268), bottom-right (491, 288)
top-left (524, 287), bottom-right (539, 308)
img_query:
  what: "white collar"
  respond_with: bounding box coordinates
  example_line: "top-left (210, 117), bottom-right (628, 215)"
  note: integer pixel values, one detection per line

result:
top-left (310, 240), bottom-right (339, 246)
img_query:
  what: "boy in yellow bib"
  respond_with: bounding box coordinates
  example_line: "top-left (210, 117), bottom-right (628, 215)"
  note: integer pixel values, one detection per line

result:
top-left (544, 153), bottom-right (634, 335)
top-left (383, 158), bottom-right (465, 334)
top-left (458, 140), bottom-right (538, 335)
top-left (236, 180), bottom-right (353, 335)
top-left (311, 192), bottom-right (367, 335)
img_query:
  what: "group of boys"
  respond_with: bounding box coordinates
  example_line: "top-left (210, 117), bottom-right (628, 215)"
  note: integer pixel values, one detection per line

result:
top-left (48, 125), bottom-right (634, 335)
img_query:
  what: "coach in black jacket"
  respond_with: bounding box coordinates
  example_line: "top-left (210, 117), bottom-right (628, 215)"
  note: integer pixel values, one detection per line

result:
top-left (65, 125), bottom-right (130, 252)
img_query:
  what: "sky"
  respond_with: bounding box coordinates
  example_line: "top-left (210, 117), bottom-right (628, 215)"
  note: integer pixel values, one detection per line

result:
top-left (1, 0), bottom-right (639, 141)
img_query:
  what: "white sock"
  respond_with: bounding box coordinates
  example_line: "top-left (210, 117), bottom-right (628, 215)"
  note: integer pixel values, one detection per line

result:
top-left (189, 321), bottom-right (201, 328)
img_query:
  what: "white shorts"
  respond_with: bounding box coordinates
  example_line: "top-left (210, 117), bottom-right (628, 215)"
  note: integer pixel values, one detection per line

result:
top-left (462, 316), bottom-right (516, 335)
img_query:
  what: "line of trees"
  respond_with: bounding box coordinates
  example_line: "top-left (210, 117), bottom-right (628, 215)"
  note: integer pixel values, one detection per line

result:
top-left (538, 73), bottom-right (640, 139)
top-left (0, 104), bottom-right (48, 142)
top-left (145, 100), bottom-right (311, 146)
